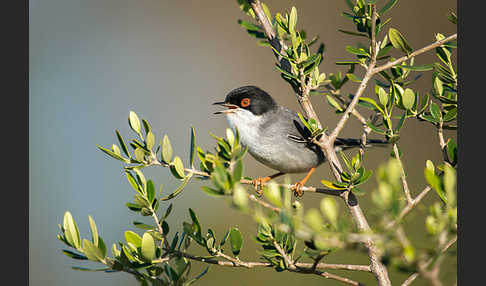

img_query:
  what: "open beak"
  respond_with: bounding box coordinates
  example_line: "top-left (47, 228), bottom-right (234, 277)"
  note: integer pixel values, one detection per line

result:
top-left (213, 102), bottom-right (239, 114)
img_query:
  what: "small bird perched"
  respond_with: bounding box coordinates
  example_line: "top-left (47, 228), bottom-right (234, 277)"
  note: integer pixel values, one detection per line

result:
top-left (214, 85), bottom-right (386, 197)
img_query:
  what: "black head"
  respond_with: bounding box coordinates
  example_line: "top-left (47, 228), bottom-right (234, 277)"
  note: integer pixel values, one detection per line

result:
top-left (214, 86), bottom-right (278, 116)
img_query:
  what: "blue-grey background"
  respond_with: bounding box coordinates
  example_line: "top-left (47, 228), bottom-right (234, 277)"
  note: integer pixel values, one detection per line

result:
top-left (30, 0), bottom-right (456, 285)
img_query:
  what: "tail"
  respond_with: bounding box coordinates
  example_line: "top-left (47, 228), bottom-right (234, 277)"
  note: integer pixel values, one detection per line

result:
top-left (334, 137), bottom-right (389, 152)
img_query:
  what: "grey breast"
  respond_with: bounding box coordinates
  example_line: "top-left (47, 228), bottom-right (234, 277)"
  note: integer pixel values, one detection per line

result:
top-left (249, 107), bottom-right (326, 173)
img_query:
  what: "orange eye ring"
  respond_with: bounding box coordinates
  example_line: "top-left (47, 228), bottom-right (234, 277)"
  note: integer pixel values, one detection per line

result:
top-left (241, 98), bottom-right (250, 107)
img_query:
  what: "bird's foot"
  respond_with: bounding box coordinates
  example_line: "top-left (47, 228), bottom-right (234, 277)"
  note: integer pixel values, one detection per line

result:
top-left (252, 177), bottom-right (266, 196)
top-left (252, 172), bottom-right (285, 196)
top-left (291, 181), bottom-right (305, 197)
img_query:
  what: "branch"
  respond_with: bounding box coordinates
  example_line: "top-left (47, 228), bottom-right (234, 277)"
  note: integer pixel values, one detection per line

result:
top-left (148, 159), bottom-right (339, 196)
top-left (373, 33), bottom-right (457, 74)
top-left (393, 144), bottom-right (413, 204)
top-left (159, 248), bottom-right (371, 273)
top-left (248, 194), bottom-right (282, 213)
top-left (401, 235), bottom-right (457, 286)
top-left (271, 240), bottom-right (364, 286)
top-left (438, 121), bottom-right (450, 163)
top-left (386, 186), bottom-right (432, 229)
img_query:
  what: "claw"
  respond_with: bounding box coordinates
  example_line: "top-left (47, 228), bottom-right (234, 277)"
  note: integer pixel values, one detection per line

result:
top-left (251, 172), bottom-right (285, 196)
top-left (292, 182), bottom-right (304, 197)
top-left (252, 178), bottom-right (264, 196)
top-left (291, 167), bottom-right (316, 198)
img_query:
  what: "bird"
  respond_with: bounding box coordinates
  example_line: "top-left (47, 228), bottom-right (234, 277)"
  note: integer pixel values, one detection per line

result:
top-left (213, 85), bottom-right (386, 197)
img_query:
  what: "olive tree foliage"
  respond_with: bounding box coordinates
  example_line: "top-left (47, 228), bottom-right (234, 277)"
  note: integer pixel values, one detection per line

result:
top-left (57, 1), bottom-right (457, 285)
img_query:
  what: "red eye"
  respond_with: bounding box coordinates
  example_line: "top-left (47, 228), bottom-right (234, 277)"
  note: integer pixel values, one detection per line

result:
top-left (241, 98), bottom-right (250, 107)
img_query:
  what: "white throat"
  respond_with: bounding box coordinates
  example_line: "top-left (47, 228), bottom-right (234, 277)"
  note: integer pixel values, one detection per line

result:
top-left (225, 109), bottom-right (263, 147)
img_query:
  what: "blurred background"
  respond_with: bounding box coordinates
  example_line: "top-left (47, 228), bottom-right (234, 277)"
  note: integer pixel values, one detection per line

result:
top-left (29, 0), bottom-right (456, 285)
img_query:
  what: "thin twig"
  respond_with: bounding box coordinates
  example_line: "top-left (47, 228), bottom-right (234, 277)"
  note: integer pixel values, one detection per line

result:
top-left (393, 144), bottom-right (413, 204)
top-left (158, 248), bottom-right (371, 272)
top-left (401, 235), bottom-right (457, 286)
top-left (373, 33), bottom-right (457, 74)
top-left (273, 240), bottom-right (295, 269)
top-left (272, 240), bottom-right (364, 286)
top-left (248, 194), bottom-right (281, 213)
top-left (149, 159), bottom-right (338, 196)
top-left (386, 186), bottom-right (432, 229)
top-left (328, 41), bottom-right (379, 144)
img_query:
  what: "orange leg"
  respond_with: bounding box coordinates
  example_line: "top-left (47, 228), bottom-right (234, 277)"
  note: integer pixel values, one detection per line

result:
top-left (292, 167), bottom-right (316, 197)
top-left (252, 172), bottom-right (285, 196)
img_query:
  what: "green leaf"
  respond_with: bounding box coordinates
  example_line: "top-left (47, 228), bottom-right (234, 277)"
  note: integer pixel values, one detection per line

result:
top-left (434, 77), bottom-right (444, 96)
top-left (201, 186), bottom-right (224, 197)
top-left (338, 29), bottom-right (368, 38)
top-left (145, 131), bottom-right (155, 151)
top-left (71, 266), bottom-right (110, 272)
top-left (321, 179), bottom-right (347, 190)
top-left (402, 88), bottom-right (415, 110)
top-left (447, 139), bottom-right (457, 165)
top-left (189, 127), bottom-right (196, 168)
top-left (388, 28), bottom-right (413, 54)
top-left (170, 156), bottom-right (186, 179)
top-left (320, 198), bottom-right (338, 228)
top-left (126, 171), bottom-right (143, 195)
top-left (125, 230), bottom-right (142, 248)
top-left (229, 228), bottom-right (243, 256)
top-left (62, 249), bottom-right (88, 260)
top-left (345, 45), bottom-right (370, 56)
top-left (429, 101), bottom-right (442, 121)
top-left (376, 86), bottom-right (388, 107)
top-left (263, 181), bottom-right (282, 208)
top-left (126, 202), bottom-right (143, 212)
top-left (88, 215), bottom-right (99, 247)
top-left (116, 130), bottom-right (130, 158)
top-left (161, 135), bottom-right (173, 163)
top-left (379, 0), bottom-right (399, 15)
top-left (289, 7), bottom-right (298, 35)
top-left (448, 12), bottom-right (457, 25)
top-left (189, 208), bottom-right (202, 237)
top-left (141, 232), bottom-right (156, 262)
top-left (326, 95), bottom-right (344, 112)
top-left (128, 111), bottom-right (142, 136)
top-left (232, 184), bottom-right (248, 209)
top-left (232, 159), bottom-right (244, 182)
top-left (161, 174), bottom-right (192, 201)
top-left (425, 168), bottom-right (446, 203)
top-left (82, 239), bottom-right (104, 262)
top-left (297, 112), bottom-right (312, 132)
top-left (397, 64), bottom-right (434, 71)
top-left (146, 180), bottom-right (156, 204)
top-left (63, 211), bottom-right (81, 249)
top-left (97, 145), bottom-right (130, 163)
top-left (237, 19), bottom-right (261, 31)
top-left (274, 64), bottom-right (298, 80)
top-left (366, 121), bottom-right (387, 134)
top-left (395, 112), bottom-right (406, 132)
top-left (185, 266), bottom-right (210, 286)
top-left (359, 97), bottom-right (384, 114)
top-left (141, 118), bottom-right (151, 135)
top-left (134, 148), bottom-right (145, 163)
top-left (346, 73), bottom-right (362, 82)
top-left (305, 208), bottom-right (324, 232)
top-left (133, 221), bottom-right (154, 230)
top-left (443, 107), bottom-right (457, 122)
